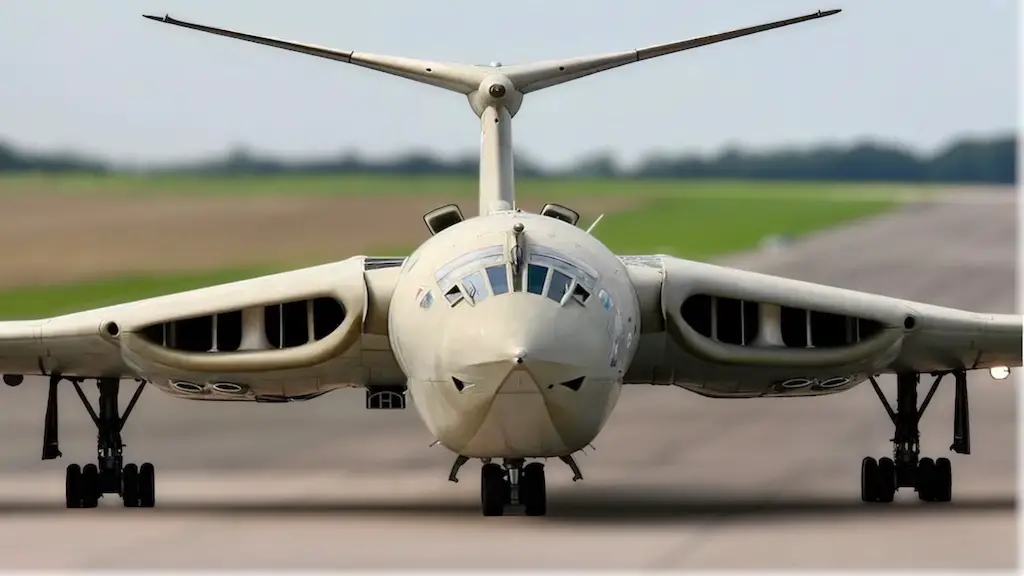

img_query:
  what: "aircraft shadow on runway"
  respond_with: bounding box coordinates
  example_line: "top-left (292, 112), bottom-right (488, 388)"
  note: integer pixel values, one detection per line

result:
top-left (0, 488), bottom-right (1013, 525)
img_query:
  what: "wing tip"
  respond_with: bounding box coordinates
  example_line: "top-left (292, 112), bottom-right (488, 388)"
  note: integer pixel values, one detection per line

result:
top-left (142, 13), bottom-right (174, 23)
top-left (816, 9), bottom-right (842, 17)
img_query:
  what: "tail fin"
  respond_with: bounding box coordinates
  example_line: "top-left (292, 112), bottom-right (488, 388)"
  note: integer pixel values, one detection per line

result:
top-left (144, 10), bottom-right (841, 216)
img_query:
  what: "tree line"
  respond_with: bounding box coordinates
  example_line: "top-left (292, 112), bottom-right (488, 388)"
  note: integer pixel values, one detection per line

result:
top-left (0, 133), bottom-right (1015, 183)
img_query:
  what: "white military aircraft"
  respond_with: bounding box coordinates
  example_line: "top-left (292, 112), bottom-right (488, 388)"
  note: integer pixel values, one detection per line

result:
top-left (0, 9), bottom-right (1018, 516)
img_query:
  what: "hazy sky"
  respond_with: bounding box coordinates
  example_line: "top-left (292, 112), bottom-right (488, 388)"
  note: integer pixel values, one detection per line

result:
top-left (1, 0), bottom-right (1017, 167)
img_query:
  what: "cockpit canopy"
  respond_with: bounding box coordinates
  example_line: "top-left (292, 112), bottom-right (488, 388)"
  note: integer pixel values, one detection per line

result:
top-left (422, 244), bottom-right (600, 309)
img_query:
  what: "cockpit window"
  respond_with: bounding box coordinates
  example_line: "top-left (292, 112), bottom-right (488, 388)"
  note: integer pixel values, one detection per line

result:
top-left (486, 265), bottom-right (510, 295)
top-left (462, 271), bottom-right (489, 303)
top-left (572, 283), bottom-right (591, 303)
top-left (444, 285), bottom-right (464, 306)
top-left (546, 269), bottom-right (573, 303)
top-left (436, 245), bottom-right (505, 296)
top-left (526, 264), bottom-right (549, 295)
top-left (434, 244), bottom-right (600, 307)
top-left (527, 246), bottom-right (599, 303)
top-left (529, 246), bottom-right (599, 283)
top-left (419, 290), bottom-right (434, 309)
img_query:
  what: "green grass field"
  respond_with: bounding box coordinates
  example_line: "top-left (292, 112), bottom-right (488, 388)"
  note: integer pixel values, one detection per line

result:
top-left (0, 175), bottom-right (904, 318)
top-left (0, 173), bottom-right (944, 199)
top-left (591, 195), bottom-right (890, 257)
top-left (0, 268), bottom-right (283, 320)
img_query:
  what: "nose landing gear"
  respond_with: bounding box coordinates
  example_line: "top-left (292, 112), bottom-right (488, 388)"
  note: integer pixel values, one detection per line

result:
top-left (480, 459), bottom-right (547, 516)
top-left (454, 452), bottom-right (583, 516)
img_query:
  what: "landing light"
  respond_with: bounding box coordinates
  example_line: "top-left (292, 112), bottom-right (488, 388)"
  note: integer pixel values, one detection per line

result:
top-left (989, 366), bottom-right (1011, 380)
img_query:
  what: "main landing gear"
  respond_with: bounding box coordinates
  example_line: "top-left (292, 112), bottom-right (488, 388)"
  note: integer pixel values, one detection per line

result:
top-left (449, 453), bottom-right (584, 516)
top-left (861, 371), bottom-right (969, 503)
top-left (43, 375), bottom-right (155, 508)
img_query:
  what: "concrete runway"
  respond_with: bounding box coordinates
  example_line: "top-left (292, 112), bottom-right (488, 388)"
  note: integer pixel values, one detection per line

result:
top-left (0, 191), bottom-right (1015, 569)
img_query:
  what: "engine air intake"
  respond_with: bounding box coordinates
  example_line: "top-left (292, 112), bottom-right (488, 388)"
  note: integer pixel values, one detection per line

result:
top-left (680, 294), bottom-right (883, 349)
top-left (139, 297), bottom-right (346, 352)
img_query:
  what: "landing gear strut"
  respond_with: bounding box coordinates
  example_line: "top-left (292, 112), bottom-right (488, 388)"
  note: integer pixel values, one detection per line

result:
top-left (861, 371), bottom-right (968, 503)
top-left (480, 458), bottom-right (547, 516)
top-left (43, 375), bottom-right (155, 508)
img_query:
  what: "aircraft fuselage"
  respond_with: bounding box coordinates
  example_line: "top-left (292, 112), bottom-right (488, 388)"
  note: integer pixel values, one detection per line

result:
top-left (388, 211), bottom-right (641, 458)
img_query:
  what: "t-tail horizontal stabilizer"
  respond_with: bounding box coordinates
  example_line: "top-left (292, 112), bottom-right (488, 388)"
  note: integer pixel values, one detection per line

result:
top-left (140, 14), bottom-right (484, 94)
top-left (503, 9), bottom-right (841, 93)
top-left (143, 9), bottom-right (841, 216)
top-left (142, 10), bottom-right (840, 104)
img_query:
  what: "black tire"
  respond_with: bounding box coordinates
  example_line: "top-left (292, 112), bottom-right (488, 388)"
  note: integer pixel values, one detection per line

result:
top-left (122, 463), bottom-right (140, 507)
top-left (935, 457), bottom-right (952, 503)
top-left (138, 462), bottom-right (156, 508)
top-left (917, 457), bottom-right (936, 502)
top-left (860, 457), bottom-right (878, 502)
top-left (81, 464), bottom-right (99, 508)
top-left (521, 462), bottom-right (547, 516)
top-left (480, 463), bottom-right (505, 517)
top-left (876, 457), bottom-right (896, 503)
top-left (65, 464), bottom-right (82, 509)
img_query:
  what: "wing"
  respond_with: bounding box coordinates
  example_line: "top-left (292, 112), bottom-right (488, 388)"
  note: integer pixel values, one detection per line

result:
top-left (622, 255), bottom-right (1022, 398)
top-left (0, 256), bottom-right (406, 401)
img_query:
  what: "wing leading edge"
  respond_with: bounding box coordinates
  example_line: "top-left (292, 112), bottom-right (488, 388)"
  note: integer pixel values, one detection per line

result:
top-left (0, 257), bottom-right (405, 400)
top-left (622, 255), bottom-right (1021, 397)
